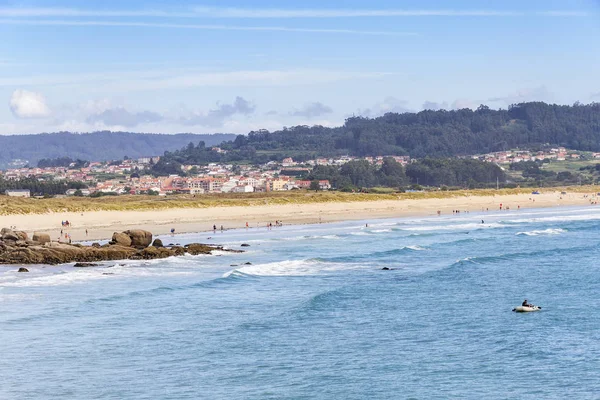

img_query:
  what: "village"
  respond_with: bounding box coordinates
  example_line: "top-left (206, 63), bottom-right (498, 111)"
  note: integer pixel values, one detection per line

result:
top-left (1, 154), bottom-right (412, 197)
top-left (2, 146), bottom-right (598, 198)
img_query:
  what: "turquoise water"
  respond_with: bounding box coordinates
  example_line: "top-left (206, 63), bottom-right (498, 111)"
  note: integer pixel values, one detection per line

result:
top-left (1, 207), bottom-right (599, 399)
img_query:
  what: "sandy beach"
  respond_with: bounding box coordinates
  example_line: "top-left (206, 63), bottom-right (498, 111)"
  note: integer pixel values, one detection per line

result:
top-left (0, 190), bottom-right (597, 242)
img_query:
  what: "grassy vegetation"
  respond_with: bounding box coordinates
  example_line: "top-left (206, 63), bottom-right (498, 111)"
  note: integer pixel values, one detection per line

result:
top-left (2, 186), bottom-right (600, 215)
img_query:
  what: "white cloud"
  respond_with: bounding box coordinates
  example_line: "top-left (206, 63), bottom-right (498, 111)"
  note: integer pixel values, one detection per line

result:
top-left (290, 102), bottom-right (333, 118)
top-left (0, 7), bottom-right (589, 18)
top-left (87, 107), bottom-right (163, 127)
top-left (0, 19), bottom-right (415, 36)
top-left (180, 96), bottom-right (256, 126)
top-left (487, 86), bottom-right (552, 105)
top-left (9, 89), bottom-right (51, 118)
top-left (422, 101), bottom-right (449, 110)
top-left (0, 69), bottom-right (391, 92)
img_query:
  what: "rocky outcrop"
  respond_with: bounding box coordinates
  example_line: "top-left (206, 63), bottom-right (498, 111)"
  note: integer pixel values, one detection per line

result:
top-left (152, 238), bottom-right (164, 248)
top-left (18, 267), bottom-right (29, 272)
top-left (0, 228), bottom-right (241, 265)
top-left (32, 232), bottom-right (51, 244)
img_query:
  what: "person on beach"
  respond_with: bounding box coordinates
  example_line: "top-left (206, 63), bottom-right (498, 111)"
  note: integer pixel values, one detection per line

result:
top-left (85, 229), bottom-right (88, 236)
top-left (246, 222), bottom-right (249, 229)
top-left (213, 225), bottom-right (217, 233)
top-left (220, 225), bottom-right (224, 232)
top-left (171, 228), bottom-right (175, 236)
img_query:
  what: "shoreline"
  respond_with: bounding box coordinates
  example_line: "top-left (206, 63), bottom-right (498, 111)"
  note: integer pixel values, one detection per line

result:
top-left (1, 190), bottom-right (598, 242)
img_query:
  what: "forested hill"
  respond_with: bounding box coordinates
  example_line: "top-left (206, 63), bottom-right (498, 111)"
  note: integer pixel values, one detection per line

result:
top-left (226, 102), bottom-right (600, 160)
top-left (0, 131), bottom-right (235, 168)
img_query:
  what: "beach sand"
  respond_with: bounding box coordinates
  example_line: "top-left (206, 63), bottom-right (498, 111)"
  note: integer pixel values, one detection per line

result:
top-left (0, 190), bottom-right (596, 242)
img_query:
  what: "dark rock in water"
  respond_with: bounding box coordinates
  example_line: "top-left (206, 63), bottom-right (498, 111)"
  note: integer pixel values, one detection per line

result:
top-left (91, 243), bottom-right (101, 248)
top-left (381, 267), bottom-right (393, 270)
top-left (185, 243), bottom-right (216, 255)
top-left (230, 264), bottom-right (238, 267)
top-left (152, 238), bottom-right (164, 248)
top-left (169, 243), bottom-right (174, 246)
top-left (17, 267), bottom-right (29, 272)
top-left (241, 243), bottom-right (250, 247)
top-left (102, 272), bottom-right (114, 275)
top-left (74, 262), bottom-right (100, 268)
top-left (244, 262), bottom-right (252, 265)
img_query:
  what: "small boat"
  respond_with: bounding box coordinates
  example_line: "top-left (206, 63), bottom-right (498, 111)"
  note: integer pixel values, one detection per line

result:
top-left (512, 305), bottom-right (542, 312)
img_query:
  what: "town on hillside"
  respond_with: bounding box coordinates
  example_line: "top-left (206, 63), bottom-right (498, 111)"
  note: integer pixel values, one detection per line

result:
top-left (1, 147), bottom-right (597, 198)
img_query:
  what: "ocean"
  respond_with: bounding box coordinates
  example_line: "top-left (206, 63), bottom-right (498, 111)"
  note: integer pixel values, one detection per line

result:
top-left (1, 206), bottom-right (599, 399)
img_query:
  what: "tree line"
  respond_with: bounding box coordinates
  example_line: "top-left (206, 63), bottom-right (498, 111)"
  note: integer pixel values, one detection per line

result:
top-left (153, 102), bottom-right (600, 172)
top-left (306, 158), bottom-right (506, 190)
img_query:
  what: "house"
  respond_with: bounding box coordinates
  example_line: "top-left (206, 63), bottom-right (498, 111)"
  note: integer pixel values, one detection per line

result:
top-left (318, 180), bottom-right (332, 190)
top-left (5, 189), bottom-right (30, 197)
top-left (65, 189), bottom-right (91, 196)
top-left (231, 185), bottom-right (254, 193)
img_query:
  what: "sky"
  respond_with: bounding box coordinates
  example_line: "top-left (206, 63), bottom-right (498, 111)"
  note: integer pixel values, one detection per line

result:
top-left (1, 0), bottom-right (600, 135)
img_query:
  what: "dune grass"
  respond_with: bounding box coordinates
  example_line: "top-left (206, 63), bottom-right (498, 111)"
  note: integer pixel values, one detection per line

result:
top-left (0, 186), bottom-right (598, 215)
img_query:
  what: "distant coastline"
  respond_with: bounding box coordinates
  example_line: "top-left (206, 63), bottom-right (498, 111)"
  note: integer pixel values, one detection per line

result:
top-left (0, 188), bottom-right (598, 242)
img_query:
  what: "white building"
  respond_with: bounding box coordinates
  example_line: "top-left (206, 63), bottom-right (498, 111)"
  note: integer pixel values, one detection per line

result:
top-left (5, 189), bottom-right (30, 197)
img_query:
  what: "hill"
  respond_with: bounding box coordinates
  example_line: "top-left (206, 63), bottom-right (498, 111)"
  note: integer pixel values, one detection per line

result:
top-left (220, 102), bottom-right (600, 162)
top-left (0, 131), bottom-right (235, 168)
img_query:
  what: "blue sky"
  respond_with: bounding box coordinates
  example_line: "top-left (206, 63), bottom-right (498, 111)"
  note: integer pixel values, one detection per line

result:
top-left (1, 0), bottom-right (600, 135)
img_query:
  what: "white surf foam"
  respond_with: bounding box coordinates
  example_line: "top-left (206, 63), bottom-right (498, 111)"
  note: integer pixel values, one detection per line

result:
top-left (516, 228), bottom-right (566, 236)
top-left (223, 259), bottom-right (365, 277)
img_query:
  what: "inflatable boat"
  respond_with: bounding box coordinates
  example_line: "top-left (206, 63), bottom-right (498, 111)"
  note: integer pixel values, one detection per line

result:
top-left (512, 305), bottom-right (542, 312)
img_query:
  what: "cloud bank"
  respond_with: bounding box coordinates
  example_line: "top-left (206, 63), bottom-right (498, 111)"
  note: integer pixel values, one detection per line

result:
top-left (290, 102), bottom-right (333, 118)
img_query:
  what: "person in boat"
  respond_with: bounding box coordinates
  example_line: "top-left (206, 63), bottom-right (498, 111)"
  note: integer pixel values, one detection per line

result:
top-left (522, 299), bottom-right (531, 307)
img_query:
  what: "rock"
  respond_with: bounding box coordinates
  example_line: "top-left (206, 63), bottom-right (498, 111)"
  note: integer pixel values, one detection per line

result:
top-left (0, 227), bottom-right (240, 265)
top-left (74, 262), bottom-right (100, 268)
top-left (2, 231), bottom-right (19, 241)
top-left (185, 243), bottom-right (215, 255)
top-left (241, 243), bottom-right (250, 247)
top-left (0, 228), bottom-right (13, 235)
top-left (124, 230), bottom-right (153, 248)
top-left (17, 267), bottom-right (29, 272)
top-left (110, 232), bottom-right (132, 247)
top-left (14, 231), bottom-right (28, 241)
top-left (381, 267), bottom-right (390, 270)
top-left (152, 238), bottom-right (164, 248)
top-left (244, 262), bottom-right (252, 265)
top-left (33, 232), bottom-right (51, 244)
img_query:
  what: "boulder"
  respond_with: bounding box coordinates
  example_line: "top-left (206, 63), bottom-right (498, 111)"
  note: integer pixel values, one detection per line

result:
top-left (32, 232), bottom-right (51, 244)
top-left (14, 231), bottom-right (28, 241)
top-left (124, 230), bottom-right (153, 248)
top-left (185, 243), bottom-right (214, 255)
top-left (18, 267), bottom-right (29, 272)
top-left (74, 262), bottom-right (100, 268)
top-left (241, 243), bottom-right (250, 247)
top-left (110, 232), bottom-right (132, 247)
top-left (152, 238), bottom-right (164, 248)
top-left (2, 231), bottom-right (19, 241)
top-left (91, 243), bottom-right (101, 248)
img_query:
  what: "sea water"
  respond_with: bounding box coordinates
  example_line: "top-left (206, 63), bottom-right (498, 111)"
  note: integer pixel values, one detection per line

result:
top-left (1, 207), bottom-right (599, 399)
